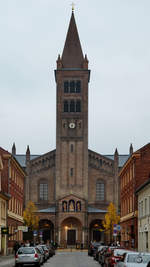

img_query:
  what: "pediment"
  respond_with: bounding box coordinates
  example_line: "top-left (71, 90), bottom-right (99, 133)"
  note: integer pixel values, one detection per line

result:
top-left (58, 193), bottom-right (85, 202)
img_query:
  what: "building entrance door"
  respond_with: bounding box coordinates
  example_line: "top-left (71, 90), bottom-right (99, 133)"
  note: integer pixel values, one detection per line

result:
top-left (67, 229), bottom-right (76, 245)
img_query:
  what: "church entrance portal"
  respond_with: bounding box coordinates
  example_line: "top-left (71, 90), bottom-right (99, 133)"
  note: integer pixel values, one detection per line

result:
top-left (60, 217), bottom-right (82, 248)
top-left (89, 219), bottom-right (104, 243)
top-left (39, 219), bottom-right (54, 243)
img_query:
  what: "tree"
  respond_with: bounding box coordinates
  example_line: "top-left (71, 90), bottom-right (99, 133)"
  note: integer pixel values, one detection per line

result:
top-left (102, 202), bottom-right (120, 243)
top-left (23, 201), bottom-right (39, 230)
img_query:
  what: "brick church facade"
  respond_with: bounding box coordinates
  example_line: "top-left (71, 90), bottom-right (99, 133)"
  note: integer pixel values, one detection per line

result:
top-left (13, 11), bottom-right (129, 247)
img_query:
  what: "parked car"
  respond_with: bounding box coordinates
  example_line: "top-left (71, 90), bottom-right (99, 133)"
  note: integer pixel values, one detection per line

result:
top-left (102, 246), bottom-right (119, 266)
top-left (98, 246), bottom-right (109, 266)
top-left (105, 248), bottom-right (130, 266)
top-left (88, 241), bottom-right (104, 256)
top-left (38, 244), bottom-right (49, 260)
top-left (93, 245), bottom-right (107, 261)
top-left (15, 246), bottom-right (42, 267)
top-left (46, 243), bottom-right (55, 257)
top-left (116, 252), bottom-right (150, 267)
top-left (36, 245), bottom-right (45, 264)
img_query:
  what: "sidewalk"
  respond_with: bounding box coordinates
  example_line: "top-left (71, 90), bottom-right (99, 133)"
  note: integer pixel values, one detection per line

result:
top-left (0, 254), bottom-right (14, 262)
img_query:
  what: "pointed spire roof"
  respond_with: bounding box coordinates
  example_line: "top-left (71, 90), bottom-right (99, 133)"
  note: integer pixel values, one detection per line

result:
top-left (129, 143), bottom-right (133, 155)
top-left (61, 11), bottom-right (84, 68)
top-left (12, 142), bottom-right (16, 155)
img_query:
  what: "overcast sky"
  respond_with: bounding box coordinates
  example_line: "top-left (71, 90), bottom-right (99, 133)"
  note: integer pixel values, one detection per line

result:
top-left (1, 0), bottom-right (150, 155)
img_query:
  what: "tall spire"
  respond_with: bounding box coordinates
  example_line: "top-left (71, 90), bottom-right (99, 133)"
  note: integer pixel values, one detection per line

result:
top-left (61, 11), bottom-right (84, 68)
top-left (12, 142), bottom-right (16, 155)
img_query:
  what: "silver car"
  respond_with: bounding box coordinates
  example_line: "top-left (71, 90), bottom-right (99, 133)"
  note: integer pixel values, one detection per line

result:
top-left (116, 252), bottom-right (150, 267)
top-left (15, 246), bottom-right (42, 267)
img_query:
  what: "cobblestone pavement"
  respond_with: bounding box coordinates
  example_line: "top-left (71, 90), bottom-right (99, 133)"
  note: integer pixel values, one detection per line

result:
top-left (44, 251), bottom-right (100, 267)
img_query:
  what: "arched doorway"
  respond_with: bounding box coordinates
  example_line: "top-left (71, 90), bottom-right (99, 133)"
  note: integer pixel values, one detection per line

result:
top-left (39, 219), bottom-right (54, 243)
top-left (89, 219), bottom-right (104, 243)
top-left (60, 217), bottom-right (82, 248)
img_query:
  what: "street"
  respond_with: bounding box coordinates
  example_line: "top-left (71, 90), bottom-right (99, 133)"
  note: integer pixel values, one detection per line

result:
top-left (0, 251), bottom-right (100, 267)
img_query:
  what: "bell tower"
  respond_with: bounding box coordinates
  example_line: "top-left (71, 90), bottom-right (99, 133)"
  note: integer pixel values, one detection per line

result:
top-left (55, 11), bottom-right (90, 200)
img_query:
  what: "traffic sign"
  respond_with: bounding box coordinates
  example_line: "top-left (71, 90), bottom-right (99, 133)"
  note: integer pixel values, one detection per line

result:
top-left (18, 226), bottom-right (28, 232)
top-left (116, 225), bottom-right (121, 231)
top-left (33, 230), bottom-right (38, 236)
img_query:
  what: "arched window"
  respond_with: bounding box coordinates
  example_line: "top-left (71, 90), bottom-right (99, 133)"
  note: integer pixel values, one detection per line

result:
top-left (70, 100), bottom-right (75, 112)
top-left (70, 144), bottom-right (74, 152)
top-left (39, 180), bottom-right (48, 201)
top-left (69, 200), bottom-right (75, 212)
top-left (76, 100), bottom-right (81, 112)
top-left (96, 181), bottom-right (105, 201)
top-left (64, 101), bottom-right (69, 112)
top-left (62, 201), bottom-right (67, 212)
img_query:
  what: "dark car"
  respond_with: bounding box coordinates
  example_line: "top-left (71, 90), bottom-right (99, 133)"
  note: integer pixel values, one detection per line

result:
top-left (98, 246), bottom-right (109, 266)
top-left (46, 243), bottom-right (55, 257)
top-left (92, 245), bottom-right (107, 262)
top-left (37, 245), bottom-right (49, 261)
top-left (88, 241), bottom-right (104, 256)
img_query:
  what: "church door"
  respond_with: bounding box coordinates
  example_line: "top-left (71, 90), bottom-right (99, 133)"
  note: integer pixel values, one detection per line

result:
top-left (67, 230), bottom-right (76, 245)
top-left (93, 230), bottom-right (101, 242)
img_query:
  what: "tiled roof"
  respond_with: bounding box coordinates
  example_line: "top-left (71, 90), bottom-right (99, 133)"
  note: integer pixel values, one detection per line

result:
top-left (14, 152), bottom-right (129, 168)
top-left (105, 154), bottom-right (129, 167)
top-left (14, 155), bottom-right (40, 167)
top-left (88, 207), bottom-right (107, 213)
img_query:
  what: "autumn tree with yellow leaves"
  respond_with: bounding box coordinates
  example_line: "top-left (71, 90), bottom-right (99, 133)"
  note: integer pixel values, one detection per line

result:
top-left (103, 202), bottom-right (120, 242)
top-left (23, 201), bottom-right (39, 230)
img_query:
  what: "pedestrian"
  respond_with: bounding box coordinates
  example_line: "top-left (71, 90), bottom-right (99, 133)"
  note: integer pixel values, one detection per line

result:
top-left (13, 241), bottom-right (20, 255)
top-left (25, 240), bottom-right (30, 247)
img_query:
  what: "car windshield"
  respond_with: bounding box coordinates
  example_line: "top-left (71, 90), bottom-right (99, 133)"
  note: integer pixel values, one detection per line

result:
top-left (127, 254), bottom-right (150, 263)
top-left (18, 248), bottom-right (35, 254)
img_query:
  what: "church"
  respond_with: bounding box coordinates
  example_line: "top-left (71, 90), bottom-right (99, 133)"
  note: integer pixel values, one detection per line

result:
top-left (13, 10), bottom-right (129, 247)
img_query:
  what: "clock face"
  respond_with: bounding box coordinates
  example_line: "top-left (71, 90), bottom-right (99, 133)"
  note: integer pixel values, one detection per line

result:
top-left (69, 122), bottom-right (75, 129)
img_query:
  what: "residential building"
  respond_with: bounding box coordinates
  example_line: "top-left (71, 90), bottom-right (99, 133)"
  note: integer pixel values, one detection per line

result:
top-left (0, 147), bottom-right (25, 253)
top-left (136, 179), bottom-right (150, 252)
top-left (0, 154), bottom-right (9, 255)
top-left (120, 143), bottom-right (150, 249)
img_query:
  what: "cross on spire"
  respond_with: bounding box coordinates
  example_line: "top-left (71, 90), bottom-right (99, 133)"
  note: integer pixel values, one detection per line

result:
top-left (71, 2), bottom-right (75, 12)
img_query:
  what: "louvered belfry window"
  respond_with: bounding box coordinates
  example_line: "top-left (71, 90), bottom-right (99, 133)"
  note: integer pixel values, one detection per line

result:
top-left (96, 181), bottom-right (104, 201)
